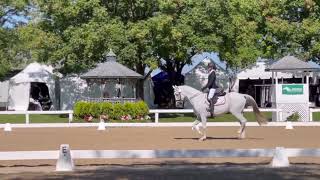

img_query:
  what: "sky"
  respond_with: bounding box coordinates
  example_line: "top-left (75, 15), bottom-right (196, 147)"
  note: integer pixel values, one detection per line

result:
top-left (3, 15), bottom-right (29, 28)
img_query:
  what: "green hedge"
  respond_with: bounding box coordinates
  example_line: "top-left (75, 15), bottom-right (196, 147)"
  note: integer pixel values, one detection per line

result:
top-left (73, 101), bottom-right (149, 120)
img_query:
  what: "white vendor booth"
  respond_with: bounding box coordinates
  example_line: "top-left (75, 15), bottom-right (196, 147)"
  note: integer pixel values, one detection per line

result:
top-left (7, 62), bottom-right (59, 111)
top-left (267, 56), bottom-right (320, 121)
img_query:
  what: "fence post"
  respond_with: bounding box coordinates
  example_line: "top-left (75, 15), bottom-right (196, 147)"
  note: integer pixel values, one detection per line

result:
top-left (68, 112), bottom-right (73, 123)
top-left (155, 112), bottom-right (159, 123)
top-left (25, 112), bottom-right (30, 124)
top-left (309, 109), bottom-right (313, 122)
top-left (278, 110), bottom-right (283, 122)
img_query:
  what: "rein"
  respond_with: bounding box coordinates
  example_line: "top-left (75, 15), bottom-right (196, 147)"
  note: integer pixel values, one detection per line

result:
top-left (188, 92), bottom-right (203, 100)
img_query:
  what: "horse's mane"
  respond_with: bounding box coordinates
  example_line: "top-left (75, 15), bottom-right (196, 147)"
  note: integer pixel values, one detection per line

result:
top-left (179, 85), bottom-right (201, 94)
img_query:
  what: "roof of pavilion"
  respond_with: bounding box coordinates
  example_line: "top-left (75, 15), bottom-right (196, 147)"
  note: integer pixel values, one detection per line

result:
top-left (81, 49), bottom-right (143, 79)
top-left (81, 61), bottom-right (143, 79)
top-left (266, 55), bottom-right (320, 72)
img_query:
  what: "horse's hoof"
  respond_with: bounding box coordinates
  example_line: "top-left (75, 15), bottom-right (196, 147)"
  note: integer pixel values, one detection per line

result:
top-left (238, 133), bottom-right (246, 139)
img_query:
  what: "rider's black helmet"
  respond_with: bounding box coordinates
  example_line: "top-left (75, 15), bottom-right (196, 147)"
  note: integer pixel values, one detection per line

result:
top-left (208, 62), bottom-right (217, 70)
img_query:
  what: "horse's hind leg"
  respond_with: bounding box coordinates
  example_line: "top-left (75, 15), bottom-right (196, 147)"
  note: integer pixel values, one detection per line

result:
top-left (231, 112), bottom-right (247, 139)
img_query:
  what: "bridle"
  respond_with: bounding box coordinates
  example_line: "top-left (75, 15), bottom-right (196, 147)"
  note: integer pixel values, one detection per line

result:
top-left (174, 90), bottom-right (184, 105)
top-left (174, 89), bottom-right (202, 105)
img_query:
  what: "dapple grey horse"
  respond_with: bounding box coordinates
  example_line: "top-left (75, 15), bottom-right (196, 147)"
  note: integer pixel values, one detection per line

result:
top-left (173, 85), bottom-right (268, 141)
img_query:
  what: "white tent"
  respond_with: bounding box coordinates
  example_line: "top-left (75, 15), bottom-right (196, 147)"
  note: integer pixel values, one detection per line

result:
top-left (232, 60), bottom-right (294, 92)
top-left (237, 60), bottom-right (293, 80)
top-left (8, 62), bottom-right (57, 111)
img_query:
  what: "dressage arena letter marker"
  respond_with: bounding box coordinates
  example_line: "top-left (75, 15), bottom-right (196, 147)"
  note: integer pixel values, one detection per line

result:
top-left (270, 147), bottom-right (290, 167)
top-left (4, 123), bottom-right (12, 132)
top-left (285, 121), bottom-right (294, 130)
top-left (97, 120), bottom-right (106, 131)
top-left (56, 144), bottom-right (74, 171)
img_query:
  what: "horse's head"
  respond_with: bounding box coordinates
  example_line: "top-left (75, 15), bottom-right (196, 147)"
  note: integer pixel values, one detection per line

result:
top-left (173, 85), bottom-right (185, 107)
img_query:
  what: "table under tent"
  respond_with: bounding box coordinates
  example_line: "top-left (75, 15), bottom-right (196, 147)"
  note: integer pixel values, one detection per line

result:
top-left (80, 49), bottom-right (143, 103)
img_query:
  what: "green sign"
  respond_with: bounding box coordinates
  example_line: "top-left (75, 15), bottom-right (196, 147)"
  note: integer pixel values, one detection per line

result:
top-left (282, 85), bottom-right (304, 95)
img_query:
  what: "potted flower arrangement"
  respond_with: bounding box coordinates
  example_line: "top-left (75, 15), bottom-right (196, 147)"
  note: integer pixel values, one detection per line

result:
top-left (84, 115), bottom-right (93, 122)
top-left (100, 114), bottom-right (109, 121)
top-left (121, 114), bottom-right (132, 121)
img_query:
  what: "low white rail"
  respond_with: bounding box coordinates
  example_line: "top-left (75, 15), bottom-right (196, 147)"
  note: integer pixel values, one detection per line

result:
top-left (150, 108), bottom-right (282, 123)
top-left (1, 148), bottom-right (319, 160)
top-left (0, 110), bottom-right (73, 124)
top-left (1, 147), bottom-right (320, 170)
top-left (0, 148), bottom-right (320, 160)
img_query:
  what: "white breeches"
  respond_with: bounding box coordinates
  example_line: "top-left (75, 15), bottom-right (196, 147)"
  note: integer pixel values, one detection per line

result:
top-left (208, 88), bottom-right (216, 99)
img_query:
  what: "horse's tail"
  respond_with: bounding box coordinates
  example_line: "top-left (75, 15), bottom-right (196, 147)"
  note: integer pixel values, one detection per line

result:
top-left (244, 94), bottom-right (268, 125)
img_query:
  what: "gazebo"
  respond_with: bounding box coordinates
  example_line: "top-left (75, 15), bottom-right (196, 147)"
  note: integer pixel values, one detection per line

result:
top-left (266, 55), bottom-right (320, 121)
top-left (81, 49), bottom-right (143, 103)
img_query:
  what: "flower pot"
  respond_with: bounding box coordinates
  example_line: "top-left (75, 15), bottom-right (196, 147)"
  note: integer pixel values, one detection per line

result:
top-left (84, 115), bottom-right (93, 122)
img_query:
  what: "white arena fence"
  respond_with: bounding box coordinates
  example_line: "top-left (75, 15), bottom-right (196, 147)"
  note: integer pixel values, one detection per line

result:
top-left (0, 145), bottom-right (320, 171)
top-left (0, 108), bottom-right (281, 124)
top-left (1, 108), bottom-right (320, 126)
top-left (0, 110), bottom-right (73, 124)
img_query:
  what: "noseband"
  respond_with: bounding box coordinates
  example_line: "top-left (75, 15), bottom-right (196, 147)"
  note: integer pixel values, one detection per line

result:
top-left (174, 91), bottom-right (184, 107)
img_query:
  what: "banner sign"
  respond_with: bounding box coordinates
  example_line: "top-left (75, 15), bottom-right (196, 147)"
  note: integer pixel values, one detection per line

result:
top-left (282, 84), bottom-right (304, 95)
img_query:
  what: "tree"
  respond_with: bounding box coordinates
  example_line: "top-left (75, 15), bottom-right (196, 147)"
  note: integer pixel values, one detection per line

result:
top-left (6, 0), bottom-right (320, 106)
top-left (211, 0), bottom-right (263, 67)
top-left (19, 0), bottom-right (266, 103)
top-left (259, 0), bottom-right (320, 61)
top-left (0, 0), bottom-right (30, 79)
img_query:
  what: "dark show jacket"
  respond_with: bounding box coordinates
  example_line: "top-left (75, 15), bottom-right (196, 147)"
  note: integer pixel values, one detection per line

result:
top-left (202, 70), bottom-right (219, 91)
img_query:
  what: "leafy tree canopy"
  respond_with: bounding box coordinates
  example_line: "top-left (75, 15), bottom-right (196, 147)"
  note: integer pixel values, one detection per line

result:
top-left (1, 0), bottom-right (320, 82)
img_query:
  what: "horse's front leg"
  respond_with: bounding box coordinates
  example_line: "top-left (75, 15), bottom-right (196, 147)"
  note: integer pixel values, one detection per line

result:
top-left (192, 114), bottom-right (203, 135)
top-left (191, 119), bottom-right (200, 131)
top-left (192, 120), bottom-right (203, 136)
top-left (199, 114), bottom-right (207, 141)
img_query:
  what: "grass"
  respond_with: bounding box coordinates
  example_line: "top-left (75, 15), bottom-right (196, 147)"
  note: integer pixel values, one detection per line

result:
top-left (158, 112), bottom-right (273, 122)
top-left (312, 112), bottom-right (320, 121)
top-left (0, 114), bottom-right (69, 124)
top-left (0, 112), bottom-right (319, 124)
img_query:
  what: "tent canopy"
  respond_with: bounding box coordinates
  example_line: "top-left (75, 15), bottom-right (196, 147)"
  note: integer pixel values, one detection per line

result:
top-left (8, 62), bottom-right (57, 111)
top-left (10, 63), bottom-right (54, 84)
top-left (237, 60), bottom-right (293, 80)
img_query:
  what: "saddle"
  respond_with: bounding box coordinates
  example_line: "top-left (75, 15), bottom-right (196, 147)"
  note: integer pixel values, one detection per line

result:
top-left (214, 88), bottom-right (226, 97)
top-left (208, 88), bottom-right (226, 105)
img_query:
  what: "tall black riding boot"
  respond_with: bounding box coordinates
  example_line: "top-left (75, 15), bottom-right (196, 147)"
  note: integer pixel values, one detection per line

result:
top-left (209, 98), bottom-right (215, 117)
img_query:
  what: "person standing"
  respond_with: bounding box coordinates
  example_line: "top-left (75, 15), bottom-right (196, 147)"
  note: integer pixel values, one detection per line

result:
top-left (201, 62), bottom-right (219, 116)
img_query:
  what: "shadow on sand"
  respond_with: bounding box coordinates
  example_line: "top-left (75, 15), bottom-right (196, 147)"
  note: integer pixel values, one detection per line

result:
top-left (1, 164), bottom-right (320, 180)
top-left (174, 137), bottom-right (264, 141)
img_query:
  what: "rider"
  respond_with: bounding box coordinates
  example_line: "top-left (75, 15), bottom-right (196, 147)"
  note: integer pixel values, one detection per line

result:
top-left (201, 62), bottom-right (219, 116)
